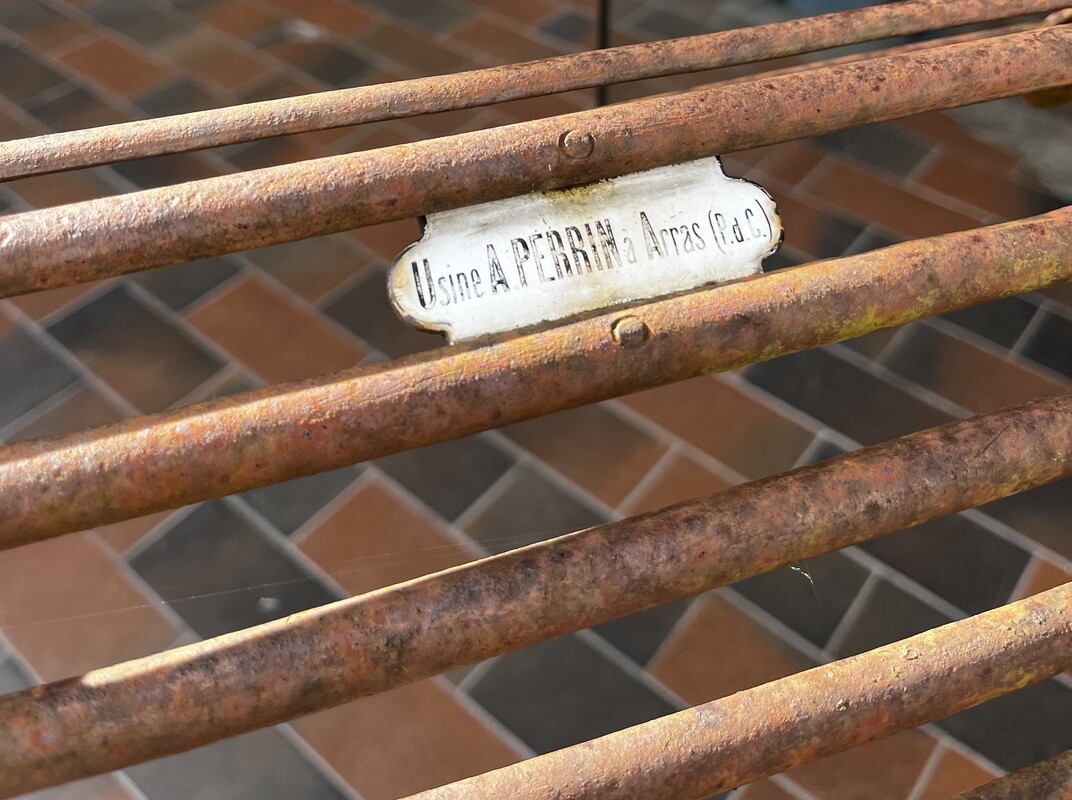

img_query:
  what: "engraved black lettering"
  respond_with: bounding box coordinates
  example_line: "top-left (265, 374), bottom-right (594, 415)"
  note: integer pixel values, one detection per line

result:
top-left (708, 210), bottom-right (727, 253)
top-left (546, 230), bottom-right (572, 277)
top-left (640, 212), bottom-right (664, 260)
top-left (510, 237), bottom-right (531, 287)
top-left (487, 244), bottom-right (510, 293)
top-left (745, 207), bottom-right (763, 239)
top-left (455, 271), bottom-right (470, 301)
top-left (623, 236), bottom-right (638, 264)
top-left (584, 223), bottom-right (605, 271)
top-left (595, 220), bottom-right (622, 269)
top-left (529, 233), bottom-right (554, 283)
top-left (691, 222), bottom-right (706, 250)
top-left (436, 275), bottom-right (451, 305)
top-left (732, 217), bottom-right (745, 243)
top-left (411, 259), bottom-right (436, 309)
top-left (565, 226), bottom-right (592, 273)
top-left (681, 225), bottom-right (696, 253)
top-left (470, 269), bottom-right (484, 298)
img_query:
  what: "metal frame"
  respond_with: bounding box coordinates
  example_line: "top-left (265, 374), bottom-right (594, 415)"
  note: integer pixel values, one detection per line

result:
top-left (0, 2), bottom-right (1069, 796)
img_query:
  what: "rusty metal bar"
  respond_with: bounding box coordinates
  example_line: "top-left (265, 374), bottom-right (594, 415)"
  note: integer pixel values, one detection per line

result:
top-left (711, 10), bottom-right (1072, 90)
top-left (0, 393), bottom-right (1068, 796)
top-left (2, 27), bottom-right (1070, 299)
top-left (953, 750), bottom-right (1072, 799)
top-left (0, 0), bottom-right (1066, 182)
top-left (403, 583), bottom-right (1072, 800)
top-left (1, 209), bottom-right (1070, 547)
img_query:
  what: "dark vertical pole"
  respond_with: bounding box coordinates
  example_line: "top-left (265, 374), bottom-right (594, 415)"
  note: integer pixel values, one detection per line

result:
top-left (596, 0), bottom-right (611, 106)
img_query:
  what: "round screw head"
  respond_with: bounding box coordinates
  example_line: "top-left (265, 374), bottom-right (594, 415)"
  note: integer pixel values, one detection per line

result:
top-left (559, 130), bottom-right (596, 159)
top-left (611, 316), bottom-right (650, 348)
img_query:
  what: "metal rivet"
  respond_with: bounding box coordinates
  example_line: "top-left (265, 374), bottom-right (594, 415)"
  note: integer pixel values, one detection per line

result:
top-left (559, 130), bottom-right (595, 159)
top-left (611, 316), bottom-right (649, 348)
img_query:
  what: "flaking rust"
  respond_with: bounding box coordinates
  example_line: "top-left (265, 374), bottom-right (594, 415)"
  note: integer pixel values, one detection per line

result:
top-left (388, 155), bottom-right (781, 342)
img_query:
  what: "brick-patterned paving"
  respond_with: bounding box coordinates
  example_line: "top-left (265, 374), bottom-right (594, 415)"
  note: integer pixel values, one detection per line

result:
top-left (0, 1), bottom-right (1069, 799)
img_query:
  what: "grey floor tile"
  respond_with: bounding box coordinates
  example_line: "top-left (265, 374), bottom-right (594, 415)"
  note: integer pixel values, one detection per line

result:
top-left (130, 500), bottom-right (339, 638)
top-left (240, 466), bottom-right (363, 536)
top-left (127, 728), bottom-right (349, 800)
top-left (937, 679), bottom-right (1072, 772)
top-left (468, 634), bottom-right (677, 754)
top-left (131, 256), bottom-right (242, 311)
top-left (461, 464), bottom-right (608, 554)
top-left (745, 347), bottom-right (955, 445)
top-left (861, 514), bottom-right (1031, 615)
top-left (833, 577), bottom-right (955, 659)
top-left (325, 271), bottom-right (443, 358)
top-left (594, 599), bottom-right (692, 666)
top-left (377, 434), bottom-right (515, 522)
top-left (0, 657), bottom-right (33, 694)
top-left (47, 284), bottom-right (224, 412)
top-left (0, 327), bottom-right (79, 431)
top-left (734, 550), bottom-right (869, 648)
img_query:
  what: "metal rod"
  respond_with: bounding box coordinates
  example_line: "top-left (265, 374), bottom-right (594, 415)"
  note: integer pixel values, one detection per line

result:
top-left (1, 209), bottom-right (1070, 547)
top-left (1, 26), bottom-right (1070, 299)
top-left (952, 750), bottom-right (1072, 799)
top-left (403, 583), bottom-right (1072, 800)
top-left (1, 0), bottom-right (1066, 182)
top-left (0, 393), bottom-right (1068, 796)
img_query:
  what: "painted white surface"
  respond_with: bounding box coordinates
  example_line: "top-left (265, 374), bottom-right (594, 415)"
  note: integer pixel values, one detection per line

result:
top-left (388, 156), bottom-right (782, 343)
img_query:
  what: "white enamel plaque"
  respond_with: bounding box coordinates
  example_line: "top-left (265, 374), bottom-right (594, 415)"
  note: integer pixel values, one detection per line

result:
top-left (388, 156), bottom-right (782, 343)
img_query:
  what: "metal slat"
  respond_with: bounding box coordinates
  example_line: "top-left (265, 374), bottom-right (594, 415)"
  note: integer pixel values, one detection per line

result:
top-left (0, 26), bottom-right (1070, 298)
top-left (0, 393), bottom-right (1068, 796)
top-left (402, 584), bottom-right (1072, 800)
top-left (0, 0), bottom-right (1066, 181)
top-left (0, 210), bottom-right (1069, 546)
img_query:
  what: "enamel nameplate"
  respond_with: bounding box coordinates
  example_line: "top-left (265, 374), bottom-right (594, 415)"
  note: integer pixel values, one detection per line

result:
top-left (388, 156), bottom-right (782, 343)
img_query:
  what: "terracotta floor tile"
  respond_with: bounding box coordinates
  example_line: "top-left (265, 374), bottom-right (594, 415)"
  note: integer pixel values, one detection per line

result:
top-left (503, 403), bottom-right (668, 507)
top-left (245, 235), bottom-right (367, 302)
top-left (1017, 556), bottom-right (1072, 598)
top-left (162, 30), bottom-right (269, 91)
top-left (60, 36), bottom-right (172, 98)
top-left (95, 509), bottom-right (175, 554)
top-left (299, 478), bottom-right (474, 596)
top-left (7, 280), bottom-right (104, 322)
top-left (356, 22), bottom-right (471, 77)
top-left (0, 533), bottom-right (178, 681)
top-left (0, 0), bottom-right (92, 51)
top-left (756, 140), bottom-right (826, 187)
top-left (917, 154), bottom-right (1061, 221)
top-left (915, 746), bottom-right (1001, 800)
top-left (882, 322), bottom-right (1068, 414)
top-left (736, 780), bottom-right (796, 800)
top-left (623, 376), bottom-right (814, 480)
top-left (187, 275), bottom-right (367, 383)
top-left (189, 0), bottom-right (285, 41)
top-left (760, 192), bottom-right (865, 260)
top-left (267, 0), bottom-right (377, 37)
top-left (294, 679), bottom-right (519, 800)
top-left (650, 592), bottom-right (812, 705)
top-left (787, 730), bottom-right (938, 800)
top-left (453, 17), bottom-right (562, 63)
top-left (893, 112), bottom-right (1019, 172)
top-left (8, 168), bottom-right (118, 209)
top-left (805, 159), bottom-right (984, 240)
top-left (6, 383), bottom-right (124, 444)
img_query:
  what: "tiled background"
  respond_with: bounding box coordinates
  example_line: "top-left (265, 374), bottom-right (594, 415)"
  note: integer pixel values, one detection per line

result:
top-left (0, 1), bottom-right (1070, 799)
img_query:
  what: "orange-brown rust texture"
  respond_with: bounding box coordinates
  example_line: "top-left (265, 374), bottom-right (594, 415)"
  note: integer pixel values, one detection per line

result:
top-left (952, 749), bottom-right (1072, 799)
top-left (0, 26), bottom-right (1070, 297)
top-left (408, 584), bottom-right (1072, 800)
top-left (0, 0), bottom-right (1065, 181)
top-left (0, 393), bottom-right (1069, 796)
top-left (0, 210), bottom-right (1069, 549)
